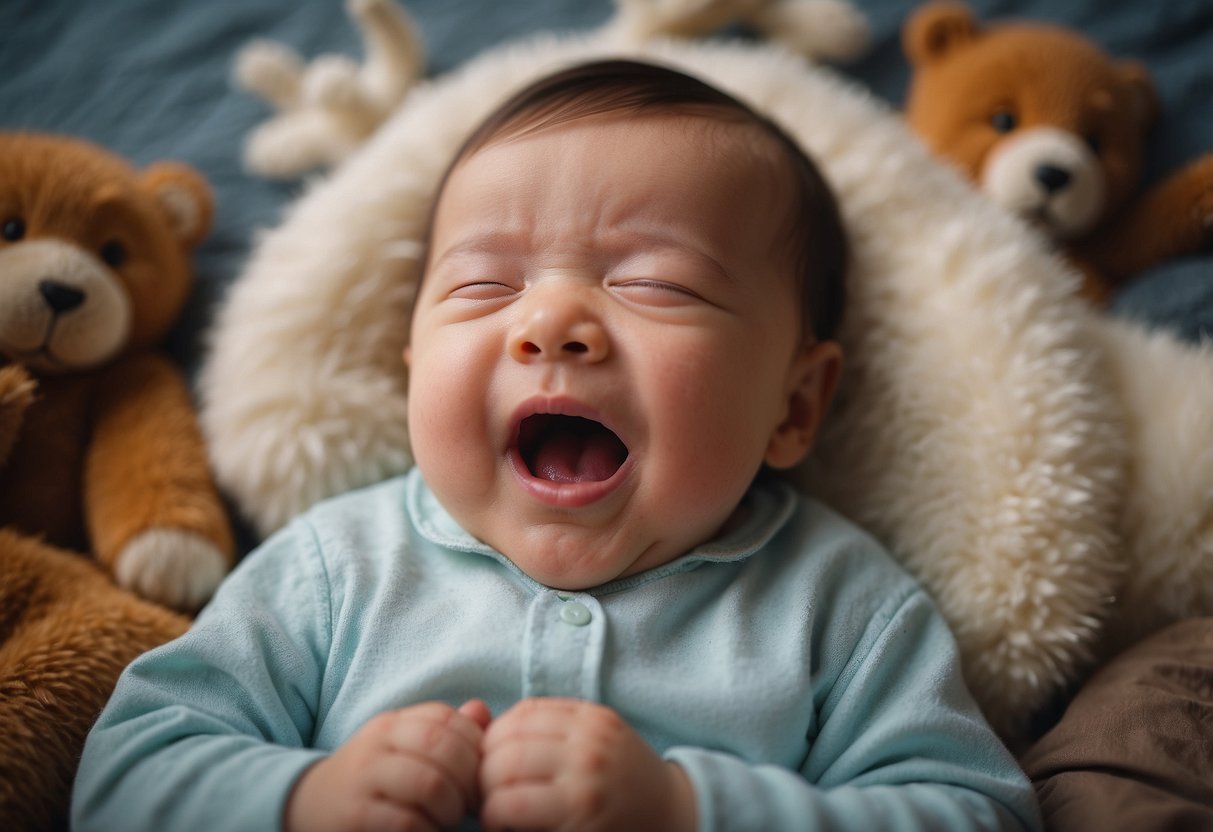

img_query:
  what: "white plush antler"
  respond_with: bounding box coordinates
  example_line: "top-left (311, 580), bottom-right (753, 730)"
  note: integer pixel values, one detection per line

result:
top-left (234, 0), bottom-right (425, 179)
top-left (749, 0), bottom-right (869, 63)
top-left (606, 0), bottom-right (869, 63)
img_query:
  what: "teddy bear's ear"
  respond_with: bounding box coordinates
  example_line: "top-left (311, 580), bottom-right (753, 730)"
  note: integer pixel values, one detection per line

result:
top-left (903, 1), bottom-right (980, 67)
top-left (140, 162), bottom-right (215, 250)
top-left (1117, 60), bottom-right (1160, 131)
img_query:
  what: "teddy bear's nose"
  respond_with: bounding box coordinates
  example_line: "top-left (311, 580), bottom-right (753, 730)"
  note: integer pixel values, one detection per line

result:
top-left (1034, 164), bottom-right (1073, 194)
top-left (38, 279), bottom-right (87, 314)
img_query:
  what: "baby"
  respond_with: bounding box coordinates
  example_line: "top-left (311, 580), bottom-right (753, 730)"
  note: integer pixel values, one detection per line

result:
top-left (73, 60), bottom-right (1040, 831)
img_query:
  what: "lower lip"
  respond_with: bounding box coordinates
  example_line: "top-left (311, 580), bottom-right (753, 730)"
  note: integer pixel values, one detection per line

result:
top-left (508, 449), bottom-right (633, 508)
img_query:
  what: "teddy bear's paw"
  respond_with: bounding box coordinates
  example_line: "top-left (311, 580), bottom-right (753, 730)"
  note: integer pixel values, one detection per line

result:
top-left (1170, 153), bottom-right (1213, 236)
top-left (1195, 177), bottom-right (1213, 232)
top-left (0, 363), bottom-right (36, 406)
top-left (0, 364), bottom-right (37, 465)
top-left (114, 528), bottom-right (230, 612)
top-left (753, 0), bottom-right (870, 62)
top-left (233, 39), bottom-right (305, 111)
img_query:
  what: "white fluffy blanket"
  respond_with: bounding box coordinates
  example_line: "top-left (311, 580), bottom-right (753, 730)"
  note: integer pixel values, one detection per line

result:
top-left (201, 32), bottom-right (1213, 737)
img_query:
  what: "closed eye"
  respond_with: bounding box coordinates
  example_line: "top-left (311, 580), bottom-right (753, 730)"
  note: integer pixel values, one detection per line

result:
top-left (612, 279), bottom-right (704, 305)
top-left (449, 281), bottom-right (516, 301)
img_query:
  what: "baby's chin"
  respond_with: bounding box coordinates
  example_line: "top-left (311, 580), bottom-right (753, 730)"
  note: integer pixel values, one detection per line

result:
top-left (441, 477), bottom-right (750, 589)
top-left (503, 546), bottom-right (644, 592)
top-left (479, 525), bottom-right (656, 590)
top-left (494, 522), bottom-right (731, 591)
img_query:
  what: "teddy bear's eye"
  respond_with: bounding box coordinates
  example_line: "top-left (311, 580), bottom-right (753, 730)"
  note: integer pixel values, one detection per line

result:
top-left (2, 217), bottom-right (25, 241)
top-left (990, 110), bottom-right (1017, 133)
top-left (100, 240), bottom-right (127, 268)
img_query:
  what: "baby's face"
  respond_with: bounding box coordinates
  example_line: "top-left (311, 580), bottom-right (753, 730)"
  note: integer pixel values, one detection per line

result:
top-left (407, 113), bottom-right (838, 589)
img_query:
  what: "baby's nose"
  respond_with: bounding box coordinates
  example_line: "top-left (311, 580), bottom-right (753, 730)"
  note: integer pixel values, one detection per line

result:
top-left (508, 300), bottom-right (608, 364)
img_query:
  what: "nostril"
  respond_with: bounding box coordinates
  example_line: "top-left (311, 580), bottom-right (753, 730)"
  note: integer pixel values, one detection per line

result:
top-left (521, 341), bottom-right (541, 355)
top-left (563, 341), bottom-right (588, 354)
top-left (38, 279), bottom-right (87, 314)
top-left (1034, 164), bottom-right (1072, 194)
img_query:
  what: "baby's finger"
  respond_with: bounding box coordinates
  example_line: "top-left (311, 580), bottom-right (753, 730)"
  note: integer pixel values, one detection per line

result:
top-left (370, 751), bottom-right (467, 829)
top-left (385, 715), bottom-right (482, 797)
top-left (395, 701), bottom-right (486, 752)
top-left (480, 733), bottom-right (564, 794)
top-left (458, 698), bottom-right (493, 730)
top-left (483, 697), bottom-right (581, 752)
top-left (481, 782), bottom-right (567, 832)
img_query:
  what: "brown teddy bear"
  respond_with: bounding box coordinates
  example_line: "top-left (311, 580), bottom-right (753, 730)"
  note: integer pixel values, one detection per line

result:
top-left (902, 1), bottom-right (1213, 304)
top-left (0, 132), bottom-right (234, 830)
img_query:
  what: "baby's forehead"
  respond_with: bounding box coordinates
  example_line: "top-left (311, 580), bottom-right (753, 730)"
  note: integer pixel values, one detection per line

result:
top-left (432, 111), bottom-right (805, 266)
top-left (447, 112), bottom-right (792, 221)
top-left (484, 105), bottom-right (788, 164)
top-left (455, 108), bottom-right (798, 209)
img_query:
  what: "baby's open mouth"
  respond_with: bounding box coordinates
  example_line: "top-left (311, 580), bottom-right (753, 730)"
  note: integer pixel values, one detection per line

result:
top-left (517, 414), bottom-right (628, 483)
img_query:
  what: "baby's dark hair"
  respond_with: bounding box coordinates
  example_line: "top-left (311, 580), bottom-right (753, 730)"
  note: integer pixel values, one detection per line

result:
top-left (429, 59), bottom-right (848, 341)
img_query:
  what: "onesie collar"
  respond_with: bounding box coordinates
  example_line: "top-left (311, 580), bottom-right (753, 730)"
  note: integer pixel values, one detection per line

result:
top-left (403, 467), bottom-right (797, 596)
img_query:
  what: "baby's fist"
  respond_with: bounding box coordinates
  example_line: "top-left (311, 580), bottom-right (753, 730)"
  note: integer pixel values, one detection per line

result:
top-left (286, 700), bottom-right (490, 832)
top-left (479, 697), bottom-right (695, 832)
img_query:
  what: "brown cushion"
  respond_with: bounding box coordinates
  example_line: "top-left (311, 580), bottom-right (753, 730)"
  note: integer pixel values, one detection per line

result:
top-left (1020, 617), bottom-right (1213, 831)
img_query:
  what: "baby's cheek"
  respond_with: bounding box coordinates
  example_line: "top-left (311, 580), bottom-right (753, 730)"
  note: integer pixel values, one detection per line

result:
top-left (408, 369), bottom-right (463, 465)
top-left (651, 433), bottom-right (759, 543)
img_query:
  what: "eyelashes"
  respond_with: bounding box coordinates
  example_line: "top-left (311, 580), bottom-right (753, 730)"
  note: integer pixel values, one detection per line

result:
top-left (609, 279), bottom-right (705, 306)
top-left (448, 281), bottom-right (517, 301)
top-left (613, 279), bottom-right (697, 296)
top-left (443, 278), bottom-right (706, 306)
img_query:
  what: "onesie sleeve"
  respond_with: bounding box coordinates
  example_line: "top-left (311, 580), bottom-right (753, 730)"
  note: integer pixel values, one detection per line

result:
top-left (71, 518), bottom-right (333, 832)
top-left (665, 589), bottom-right (1042, 832)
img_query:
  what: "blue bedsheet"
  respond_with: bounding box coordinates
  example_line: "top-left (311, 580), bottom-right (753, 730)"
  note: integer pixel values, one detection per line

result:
top-left (1, 0), bottom-right (1209, 383)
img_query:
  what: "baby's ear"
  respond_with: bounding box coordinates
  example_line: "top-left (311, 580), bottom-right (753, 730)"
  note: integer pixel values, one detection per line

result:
top-left (765, 341), bottom-right (843, 469)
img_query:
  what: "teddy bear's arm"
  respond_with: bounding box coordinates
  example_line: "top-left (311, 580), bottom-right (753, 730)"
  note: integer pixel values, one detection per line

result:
top-left (0, 364), bottom-right (37, 469)
top-left (1076, 152), bottom-right (1213, 286)
top-left (84, 352), bottom-right (234, 609)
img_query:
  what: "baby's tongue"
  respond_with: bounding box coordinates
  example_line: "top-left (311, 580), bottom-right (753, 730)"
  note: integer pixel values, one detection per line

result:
top-left (533, 426), bottom-right (624, 483)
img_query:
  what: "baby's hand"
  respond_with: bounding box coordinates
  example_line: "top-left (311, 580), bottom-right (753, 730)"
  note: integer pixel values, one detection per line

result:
top-left (285, 699), bottom-right (491, 832)
top-left (479, 697), bottom-right (696, 832)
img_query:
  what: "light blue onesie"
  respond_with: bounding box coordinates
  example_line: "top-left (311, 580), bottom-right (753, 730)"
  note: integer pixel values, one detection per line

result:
top-left (73, 469), bottom-right (1041, 831)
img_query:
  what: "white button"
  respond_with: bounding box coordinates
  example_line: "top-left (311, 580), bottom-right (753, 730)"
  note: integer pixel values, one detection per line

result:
top-left (560, 601), bottom-right (592, 626)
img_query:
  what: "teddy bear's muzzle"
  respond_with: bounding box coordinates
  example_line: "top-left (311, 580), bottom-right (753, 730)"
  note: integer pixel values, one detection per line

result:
top-left (980, 125), bottom-right (1106, 241)
top-left (0, 238), bottom-right (132, 373)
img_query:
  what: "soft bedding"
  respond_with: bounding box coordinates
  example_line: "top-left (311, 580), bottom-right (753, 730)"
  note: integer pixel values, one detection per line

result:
top-left (2, 1), bottom-right (1212, 829)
